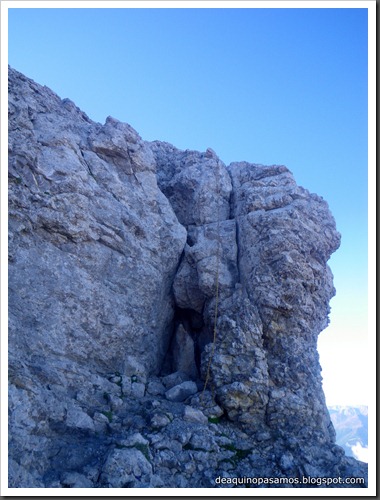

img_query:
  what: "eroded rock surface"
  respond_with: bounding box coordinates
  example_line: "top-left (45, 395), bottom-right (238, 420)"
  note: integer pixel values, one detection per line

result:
top-left (151, 143), bottom-right (339, 442)
top-left (8, 67), bottom-right (367, 488)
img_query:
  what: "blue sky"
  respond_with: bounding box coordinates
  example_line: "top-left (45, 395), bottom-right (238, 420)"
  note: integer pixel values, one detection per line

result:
top-left (7, 4), bottom-right (370, 405)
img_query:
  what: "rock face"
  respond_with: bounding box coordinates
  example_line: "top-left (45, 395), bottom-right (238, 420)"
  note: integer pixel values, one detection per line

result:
top-left (152, 144), bottom-right (338, 440)
top-left (8, 67), bottom-right (367, 488)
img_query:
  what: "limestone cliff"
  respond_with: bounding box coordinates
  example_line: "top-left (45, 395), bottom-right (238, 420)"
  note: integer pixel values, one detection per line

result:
top-left (8, 67), bottom-right (367, 488)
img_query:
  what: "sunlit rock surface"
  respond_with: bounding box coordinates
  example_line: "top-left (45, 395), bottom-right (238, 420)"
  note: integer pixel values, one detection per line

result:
top-left (8, 67), bottom-right (367, 488)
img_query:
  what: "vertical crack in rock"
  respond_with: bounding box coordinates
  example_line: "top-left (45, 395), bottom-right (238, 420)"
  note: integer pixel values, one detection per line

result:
top-left (153, 149), bottom-right (342, 441)
top-left (234, 217), bottom-right (242, 285)
top-left (227, 161), bottom-right (341, 441)
top-left (152, 144), bottom-right (270, 427)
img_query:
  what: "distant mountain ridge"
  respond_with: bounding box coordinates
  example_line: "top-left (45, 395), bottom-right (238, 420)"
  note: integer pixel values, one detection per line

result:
top-left (328, 406), bottom-right (368, 463)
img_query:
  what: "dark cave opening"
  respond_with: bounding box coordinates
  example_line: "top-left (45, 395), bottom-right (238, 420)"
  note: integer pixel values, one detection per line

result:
top-left (161, 306), bottom-right (213, 380)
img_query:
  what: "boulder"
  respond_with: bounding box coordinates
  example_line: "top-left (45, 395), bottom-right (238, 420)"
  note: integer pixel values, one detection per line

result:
top-left (165, 381), bottom-right (198, 402)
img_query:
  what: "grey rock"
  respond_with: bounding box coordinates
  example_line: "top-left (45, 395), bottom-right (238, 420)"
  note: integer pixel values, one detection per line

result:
top-left (60, 471), bottom-right (94, 488)
top-left (189, 431), bottom-right (218, 452)
top-left (152, 437), bottom-right (182, 453)
top-left (150, 413), bottom-right (171, 429)
top-left (109, 374), bottom-right (122, 385)
top-left (93, 412), bottom-right (110, 433)
top-left (121, 377), bottom-right (133, 397)
top-left (165, 425), bottom-right (192, 446)
top-left (165, 381), bottom-right (198, 402)
top-left (100, 448), bottom-right (152, 488)
top-left (8, 67), bottom-right (186, 379)
top-left (109, 394), bottom-right (124, 411)
top-left (155, 449), bottom-right (179, 469)
top-left (151, 142), bottom-right (232, 227)
top-left (8, 68), bottom-right (368, 489)
top-left (161, 371), bottom-right (190, 389)
top-left (280, 452), bottom-right (295, 472)
top-left (66, 405), bottom-right (95, 432)
top-left (8, 459), bottom-right (44, 488)
top-left (190, 390), bottom-right (224, 419)
top-left (8, 67), bottom-right (185, 488)
top-left (256, 431), bottom-right (272, 442)
top-left (120, 432), bottom-right (149, 447)
top-left (122, 357), bottom-right (148, 384)
top-left (149, 475), bottom-right (165, 488)
top-left (183, 405), bottom-right (208, 425)
top-left (146, 379), bottom-right (166, 396)
top-left (131, 382), bottom-right (146, 399)
top-left (171, 324), bottom-right (198, 379)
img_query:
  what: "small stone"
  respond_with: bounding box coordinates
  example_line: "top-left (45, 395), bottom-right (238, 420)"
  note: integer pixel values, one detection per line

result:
top-left (184, 461), bottom-right (196, 474)
top-left (121, 432), bottom-right (149, 447)
top-left (270, 388), bottom-right (286, 399)
top-left (303, 463), bottom-right (321, 477)
top-left (109, 394), bottom-right (124, 410)
top-left (190, 391), bottom-right (224, 418)
top-left (256, 431), bottom-right (272, 442)
top-left (189, 432), bottom-right (218, 452)
top-left (167, 427), bottom-right (192, 446)
top-left (121, 378), bottom-right (132, 397)
top-left (165, 381), bottom-right (198, 402)
top-left (122, 356), bottom-right (148, 384)
top-left (94, 411), bottom-right (110, 423)
top-left (183, 405), bottom-right (208, 424)
top-left (151, 413), bottom-right (171, 429)
top-left (280, 452), bottom-right (294, 471)
top-left (131, 382), bottom-right (145, 398)
top-left (149, 475), bottom-right (165, 488)
top-left (146, 380), bottom-right (166, 396)
top-left (331, 444), bottom-right (345, 457)
top-left (60, 471), bottom-right (93, 488)
top-left (161, 371), bottom-right (190, 389)
top-left (100, 448), bottom-right (152, 488)
top-left (153, 438), bottom-right (182, 453)
top-left (93, 411), bottom-right (109, 432)
top-left (65, 406), bottom-right (95, 432)
top-left (109, 374), bottom-right (122, 385)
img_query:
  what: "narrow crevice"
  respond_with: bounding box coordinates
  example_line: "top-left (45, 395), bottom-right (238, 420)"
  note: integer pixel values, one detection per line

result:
top-left (79, 149), bottom-right (96, 180)
top-left (161, 304), bottom-right (206, 379)
top-left (235, 217), bottom-right (242, 285)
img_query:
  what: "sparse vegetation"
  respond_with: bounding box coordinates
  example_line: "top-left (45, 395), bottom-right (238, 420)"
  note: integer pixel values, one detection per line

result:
top-left (133, 443), bottom-right (151, 462)
top-left (208, 416), bottom-right (221, 424)
top-left (102, 410), bottom-right (113, 423)
top-left (220, 443), bottom-right (252, 465)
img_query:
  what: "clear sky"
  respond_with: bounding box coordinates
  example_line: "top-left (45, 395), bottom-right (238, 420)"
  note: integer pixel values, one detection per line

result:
top-left (6, 3), bottom-right (371, 406)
